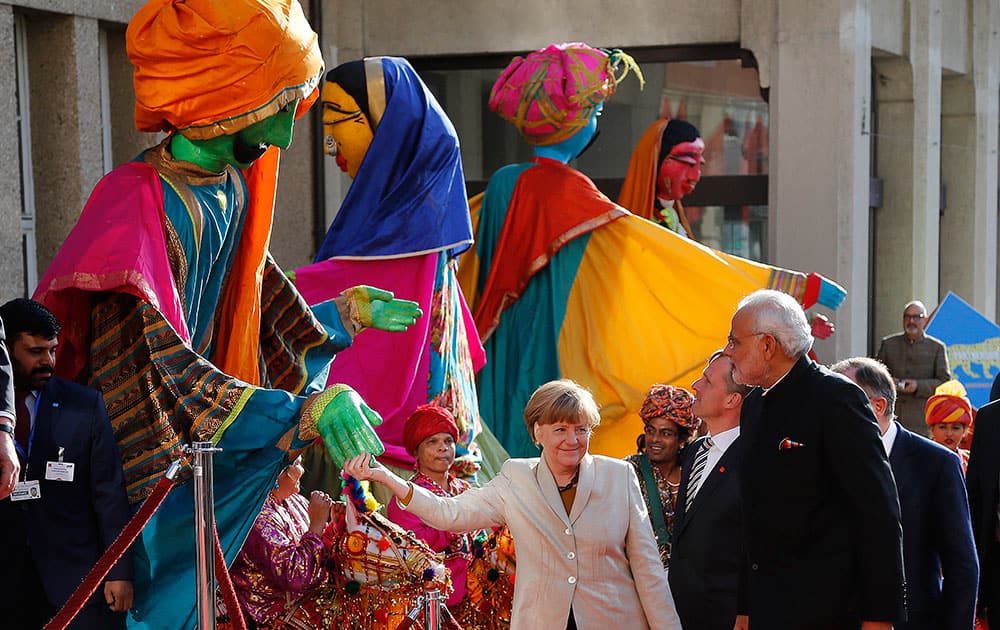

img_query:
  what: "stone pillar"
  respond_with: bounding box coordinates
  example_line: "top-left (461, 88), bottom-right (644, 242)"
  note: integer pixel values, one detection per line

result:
top-left (908, 0), bottom-right (943, 305)
top-left (0, 5), bottom-right (24, 300)
top-left (970, 0), bottom-right (999, 320)
top-left (871, 0), bottom-right (943, 343)
top-left (765, 0), bottom-right (872, 359)
top-left (25, 13), bottom-right (103, 275)
top-left (940, 0), bottom-right (999, 318)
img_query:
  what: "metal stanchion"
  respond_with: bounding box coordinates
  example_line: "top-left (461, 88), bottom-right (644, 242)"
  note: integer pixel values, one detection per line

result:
top-left (422, 589), bottom-right (443, 630)
top-left (189, 442), bottom-right (222, 630)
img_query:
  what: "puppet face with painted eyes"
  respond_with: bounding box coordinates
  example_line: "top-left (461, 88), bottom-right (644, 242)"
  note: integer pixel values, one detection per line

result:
top-left (657, 137), bottom-right (705, 201)
top-left (322, 81), bottom-right (374, 178)
top-left (655, 119), bottom-right (706, 202)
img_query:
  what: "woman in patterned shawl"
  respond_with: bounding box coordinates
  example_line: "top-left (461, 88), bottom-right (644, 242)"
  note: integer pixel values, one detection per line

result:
top-left (231, 458), bottom-right (341, 627)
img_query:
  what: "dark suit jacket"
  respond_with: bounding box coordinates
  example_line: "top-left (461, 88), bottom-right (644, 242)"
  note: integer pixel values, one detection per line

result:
top-left (968, 399), bottom-right (1000, 621)
top-left (670, 434), bottom-right (743, 630)
top-left (738, 355), bottom-right (905, 629)
top-left (889, 422), bottom-right (978, 629)
top-left (0, 377), bottom-right (132, 609)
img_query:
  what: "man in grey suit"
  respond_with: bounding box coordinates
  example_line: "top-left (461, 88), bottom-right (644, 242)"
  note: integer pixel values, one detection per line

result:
top-left (875, 300), bottom-right (950, 434)
top-left (0, 315), bottom-right (19, 499)
top-left (670, 352), bottom-right (750, 630)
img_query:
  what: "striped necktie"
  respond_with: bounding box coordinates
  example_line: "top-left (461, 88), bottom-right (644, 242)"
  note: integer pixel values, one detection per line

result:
top-left (685, 437), bottom-right (714, 512)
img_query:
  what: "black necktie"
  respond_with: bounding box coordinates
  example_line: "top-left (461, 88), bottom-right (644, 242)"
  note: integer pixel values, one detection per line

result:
top-left (14, 389), bottom-right (30, 450)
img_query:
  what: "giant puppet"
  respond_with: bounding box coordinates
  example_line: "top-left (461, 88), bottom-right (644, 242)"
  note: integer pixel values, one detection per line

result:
top-left (619, 117), bottom-right (704, 236)
top-left (293, 57), bottom-right (488, 478)
top-left (32, 2), bottom-right (421, 627)
top-left (458, 43), bottom-right (847, 458)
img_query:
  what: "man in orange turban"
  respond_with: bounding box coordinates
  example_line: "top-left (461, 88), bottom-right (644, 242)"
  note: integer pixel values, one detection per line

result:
top-left (32, 1), bottom-right (421, 627)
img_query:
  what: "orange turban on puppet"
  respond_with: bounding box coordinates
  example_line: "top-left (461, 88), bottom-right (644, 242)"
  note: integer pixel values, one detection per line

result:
top-left (403, 404), bottom-right (460, 456)
top-left (125, 0), bottom-right (323, 384)
top-left (127, 0), bottom-right (324, 139)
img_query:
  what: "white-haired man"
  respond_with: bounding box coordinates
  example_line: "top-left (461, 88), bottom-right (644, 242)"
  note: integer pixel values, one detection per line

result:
top-left (723, 289), bottom-right (904, 630)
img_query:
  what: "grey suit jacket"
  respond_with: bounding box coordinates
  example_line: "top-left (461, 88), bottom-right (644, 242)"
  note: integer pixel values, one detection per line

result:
top-left (403, 454), bottom-right (681, 630)
top-left (0, 317), bottom-right (13, 422)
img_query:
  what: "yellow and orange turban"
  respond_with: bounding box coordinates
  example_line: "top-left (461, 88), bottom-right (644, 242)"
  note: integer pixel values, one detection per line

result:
top-left (925, 380), bottom-right (975, 426)
top-left (127, 0), bottom-right (323, 139)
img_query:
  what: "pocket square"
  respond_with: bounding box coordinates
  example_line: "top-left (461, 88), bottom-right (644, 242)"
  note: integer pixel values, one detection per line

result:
top-left (778, 437), bottom-right (805, 450)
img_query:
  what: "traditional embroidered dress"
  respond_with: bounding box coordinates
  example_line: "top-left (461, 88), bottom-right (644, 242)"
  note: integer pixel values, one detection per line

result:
top-left (232, 493), bottom-right (329, 626)
top-left (294, 57), bottom-right (485, 474)
top-left (625, 453), bottom-right (678, 568)
top-left (387, 471), bottom-right (480, 607)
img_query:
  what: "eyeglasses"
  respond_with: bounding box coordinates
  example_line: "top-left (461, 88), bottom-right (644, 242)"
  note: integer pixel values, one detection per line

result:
top-left (725, 332), bottom-right (766, 348)
top-left (903, 313), bottom-right (926, 320)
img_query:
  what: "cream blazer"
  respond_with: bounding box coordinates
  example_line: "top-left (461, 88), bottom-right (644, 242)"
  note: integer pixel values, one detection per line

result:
top-left (402, 454), bottom-right (682, 630)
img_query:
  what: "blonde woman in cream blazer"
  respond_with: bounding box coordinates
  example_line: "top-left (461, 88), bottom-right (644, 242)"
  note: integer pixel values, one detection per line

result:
top-left (344, 380), bottom-right (681, 630)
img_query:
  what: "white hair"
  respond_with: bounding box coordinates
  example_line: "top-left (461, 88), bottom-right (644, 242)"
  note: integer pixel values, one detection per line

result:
top-left (737, 290), bottom-right (813, 357)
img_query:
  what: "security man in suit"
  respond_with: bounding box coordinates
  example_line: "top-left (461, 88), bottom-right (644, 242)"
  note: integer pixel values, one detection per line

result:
top-left (833, 356), bottom-right (978, 630)
top-left (723, 290), bottom-right (905, 630)
top-left (670, 351), bottom-right (750, 630)
top-left (0, 298), bottom-right (132, 629)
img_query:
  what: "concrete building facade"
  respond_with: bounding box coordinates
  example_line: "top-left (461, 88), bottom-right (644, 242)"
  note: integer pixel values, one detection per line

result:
top-left (1, 0), bottom-right (997, 362)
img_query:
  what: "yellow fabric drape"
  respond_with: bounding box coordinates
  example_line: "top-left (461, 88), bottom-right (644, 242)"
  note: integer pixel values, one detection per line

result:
top-left (558, 215), bottom-right (776, 456)
top-left (456, 192), bottom-right (484, 309)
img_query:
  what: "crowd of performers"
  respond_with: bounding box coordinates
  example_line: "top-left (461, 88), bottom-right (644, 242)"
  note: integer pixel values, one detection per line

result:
top-left (18, 0), bottom-right (985, 627)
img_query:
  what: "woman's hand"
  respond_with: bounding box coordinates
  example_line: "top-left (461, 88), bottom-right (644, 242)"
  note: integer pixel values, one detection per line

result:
top-left (307, 490), bottom-right (334, 534)
top-left (343, 453), bottom-right (411, 501)
top-left (342, 453), bottom-right (385, 482)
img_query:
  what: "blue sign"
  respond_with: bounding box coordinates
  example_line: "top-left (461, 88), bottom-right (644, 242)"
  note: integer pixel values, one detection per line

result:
top-left (925, 292), bottom-right (1000, 409)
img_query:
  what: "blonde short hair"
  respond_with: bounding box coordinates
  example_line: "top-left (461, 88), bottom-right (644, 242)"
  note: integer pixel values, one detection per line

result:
top-left (522, 379), bottom-right (601, 436)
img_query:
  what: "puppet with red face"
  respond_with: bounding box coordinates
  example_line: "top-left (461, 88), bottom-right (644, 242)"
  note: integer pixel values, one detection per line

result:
top-left (620, 118), bottom-right (705, 236)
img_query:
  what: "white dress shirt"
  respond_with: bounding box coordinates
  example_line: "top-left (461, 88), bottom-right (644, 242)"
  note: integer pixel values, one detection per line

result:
top-left (879, 419), bottom-right (898, 457)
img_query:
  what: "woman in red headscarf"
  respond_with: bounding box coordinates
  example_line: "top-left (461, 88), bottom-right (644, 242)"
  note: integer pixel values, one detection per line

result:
top-left (387, 404), bottom-right (485, 614)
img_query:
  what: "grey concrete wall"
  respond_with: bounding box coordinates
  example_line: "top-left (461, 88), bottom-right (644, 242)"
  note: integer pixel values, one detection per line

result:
top-left (0, 5), bottom-right (23, 302)
top-left (357, 0), bottom-right (741, 55)
top-left (10, 0), bottom-right (141, 23)
top-left (103, 24), bottom-right (159, 167)
top-left (25, 12), bottom-right (104, 275)
top-left (765, 0), bottom-right (873, 360)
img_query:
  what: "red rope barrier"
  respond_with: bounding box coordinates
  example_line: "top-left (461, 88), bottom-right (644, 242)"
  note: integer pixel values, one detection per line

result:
top-left (214, 525), bottom-right (247, 629)
top-left (44, 471), bottom-right (179, 630)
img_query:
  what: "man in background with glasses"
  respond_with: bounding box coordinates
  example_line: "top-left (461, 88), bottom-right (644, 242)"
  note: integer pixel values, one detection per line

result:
top-left (876, 300), bottom-right (951, 435)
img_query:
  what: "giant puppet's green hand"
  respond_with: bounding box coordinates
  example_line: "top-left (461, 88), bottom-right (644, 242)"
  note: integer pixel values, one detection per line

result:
top-left (340, 285), bottom-right (422, 333)
top-left (309, 385), bottom-right (385, 468)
